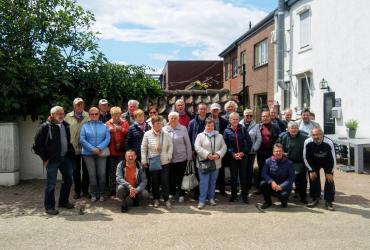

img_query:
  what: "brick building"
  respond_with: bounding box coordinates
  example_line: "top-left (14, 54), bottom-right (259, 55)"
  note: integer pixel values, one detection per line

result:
top-left (159, 60), bottom-right (223, 90)
top-left (219, 11), bottom-right (275, 117)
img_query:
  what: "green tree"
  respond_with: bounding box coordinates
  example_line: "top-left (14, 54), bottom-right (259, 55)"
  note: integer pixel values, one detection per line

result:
top-left (0, 0), bottom-right (105, 120)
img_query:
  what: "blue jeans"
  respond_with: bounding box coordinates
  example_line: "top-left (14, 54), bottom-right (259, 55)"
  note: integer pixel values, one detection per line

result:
top-left (198, 169), bottom-right (219, 204)
top-left (44, 157), bottom-right (73, 209)
top-left (83, 156), bottom-right (107, 197)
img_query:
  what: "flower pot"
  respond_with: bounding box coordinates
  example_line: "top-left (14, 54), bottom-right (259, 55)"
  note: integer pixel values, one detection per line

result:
top-left (348, 128), bottom-right (357, 139)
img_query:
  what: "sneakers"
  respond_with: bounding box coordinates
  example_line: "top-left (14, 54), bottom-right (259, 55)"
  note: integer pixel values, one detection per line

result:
top-left (59, 202), bottom-right (74, 209)
top-left (153, 199), bottom-right (159, 208)
top-left (307, 199), bottom-right (319, 208)
top-left (209, 199), bottom-right (217, 206)
top-left (99, 196), bottom-right (104, 202)
top-left (261, 202), bottom-right (272, 209)
top-left (178, 196), bottom-right (185, 203)
top-left (45, 208), bottom-right (59, 215)
top-left (197, 203), bottom-right (205, 209)
top-left (219, 191), bottom-right (228, 197)
top-left (121, 205), bottom-right (128, 213)
top-left (168, 195), bottom-right (174, 200)
top-left (325, 201), bottom-right (335, 211)
top-left (165, 200), bottom-right (172, 209)
top-left (91, 196), bottom-right (97, 202)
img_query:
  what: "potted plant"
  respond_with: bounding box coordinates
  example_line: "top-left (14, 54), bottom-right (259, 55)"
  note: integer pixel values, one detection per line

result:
top-left (345, 119), bottom-right (359, 139)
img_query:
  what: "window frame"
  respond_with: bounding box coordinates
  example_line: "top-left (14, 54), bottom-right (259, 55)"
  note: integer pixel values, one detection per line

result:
top-left (224, 62), bottom-right (229, 81)
top-left (232, 58), bottom-right (238, 78)
top-left (254, 39), bottom-right (268, 69)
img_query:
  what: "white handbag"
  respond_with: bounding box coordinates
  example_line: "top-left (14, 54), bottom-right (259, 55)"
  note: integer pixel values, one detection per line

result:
top-left (181, 161), bottom-right (199, 191)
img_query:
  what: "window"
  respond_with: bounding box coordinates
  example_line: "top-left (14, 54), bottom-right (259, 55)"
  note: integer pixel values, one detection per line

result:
top-left (240, 51), bottom-right (246, 66)
top-left (254, 39), bottom-right (268, 68)
top-left (232, 58), bottom-right (238, 78)
top-left (300, 10), bottom-right (311, 48)
top-left (300, 77), bottom-right (311, 109)
top-left (225, 63), bottom-right (229, 80)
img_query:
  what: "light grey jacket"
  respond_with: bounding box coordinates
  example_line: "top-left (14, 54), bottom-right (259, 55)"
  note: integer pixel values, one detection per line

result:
top-left (141, 129), bottom-right (173, 166)
top-left (194, 131), bottom-right (227, 169)
top-left (164, 124), bottom-right (192, 163)
top-left (239, 120), bottom-right (262, 153)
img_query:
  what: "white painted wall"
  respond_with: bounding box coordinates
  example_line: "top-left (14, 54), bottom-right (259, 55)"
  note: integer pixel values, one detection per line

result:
top-left (276, 0), bottom-right (370, 137)
top-left (18, 117), bottom-right (46, 179)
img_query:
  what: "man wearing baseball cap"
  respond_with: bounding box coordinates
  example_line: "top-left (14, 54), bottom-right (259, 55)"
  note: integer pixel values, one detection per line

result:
top-left (98, 99), bottom-right (111, 124)
top-left (65, 97), bottom-right (90, 199)
top-left (208, 103), bottom-right (228, 196)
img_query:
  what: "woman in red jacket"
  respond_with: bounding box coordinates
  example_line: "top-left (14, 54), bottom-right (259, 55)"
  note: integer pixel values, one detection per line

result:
top-left (106, 106), bottom-right (129, 196)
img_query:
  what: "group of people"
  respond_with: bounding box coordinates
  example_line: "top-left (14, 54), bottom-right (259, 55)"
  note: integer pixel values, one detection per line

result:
top-left (33, 98), bottom-right (336, 215)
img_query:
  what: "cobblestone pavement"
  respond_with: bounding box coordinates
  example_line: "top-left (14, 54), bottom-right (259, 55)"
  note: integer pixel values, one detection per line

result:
top-left (1, 170), bottom-right (370, 250)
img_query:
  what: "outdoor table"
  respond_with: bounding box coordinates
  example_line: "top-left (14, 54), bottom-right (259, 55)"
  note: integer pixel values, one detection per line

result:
top-left (326, 134), bottom-right (370, 173)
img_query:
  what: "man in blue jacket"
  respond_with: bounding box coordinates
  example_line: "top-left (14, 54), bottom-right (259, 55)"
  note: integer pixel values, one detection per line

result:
top-left (188, 103), bottom-right (208, 199)
top-left (260, 143), bottom-right (295, 209)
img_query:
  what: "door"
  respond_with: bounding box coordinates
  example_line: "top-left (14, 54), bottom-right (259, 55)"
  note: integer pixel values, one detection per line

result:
top-left (254, 93), bottom-right (268, 123)
top-left (323, 92), bottom-right (335, 134)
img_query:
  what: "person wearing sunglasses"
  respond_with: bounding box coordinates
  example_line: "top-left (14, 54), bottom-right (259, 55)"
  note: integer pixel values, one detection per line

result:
top-left (146, 105), bottom-right (167, 129)
top-left (240, 109), bottom-right (262, 192)
top-left (80, 107), bottom-right (111, 202)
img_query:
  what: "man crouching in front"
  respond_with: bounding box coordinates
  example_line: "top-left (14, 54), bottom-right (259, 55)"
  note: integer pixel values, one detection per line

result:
top-left (259, 143), bottom-right (295, 209)
top-left (116, 150), bottom-right (148, 213)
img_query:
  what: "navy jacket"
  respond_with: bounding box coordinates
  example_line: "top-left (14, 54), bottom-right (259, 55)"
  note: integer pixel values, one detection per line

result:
top-left (223, 124), bottom-right (253, 157)
top-left (188, 115), bottom-right (206, 148)
top-left (303, 136), bottom-right (336, 173)
top-left (207, 114), bottom-right (228, 135)
top-left (262, 156), bottom-right (295, 190)
top-left (125, 122), bottom-right (150, 160)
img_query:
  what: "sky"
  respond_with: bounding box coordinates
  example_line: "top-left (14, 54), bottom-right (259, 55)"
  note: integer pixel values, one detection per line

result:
top-left (78, 0), bottom-right (276, 74)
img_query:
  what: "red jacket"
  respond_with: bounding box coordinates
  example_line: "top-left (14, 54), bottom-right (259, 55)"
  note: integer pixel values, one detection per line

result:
top-left (106, 118), bottom-right (129, 157)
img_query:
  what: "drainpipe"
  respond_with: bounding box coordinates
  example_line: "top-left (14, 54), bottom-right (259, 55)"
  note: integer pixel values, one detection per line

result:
top-left (276, 0), bottom-right (287, 90)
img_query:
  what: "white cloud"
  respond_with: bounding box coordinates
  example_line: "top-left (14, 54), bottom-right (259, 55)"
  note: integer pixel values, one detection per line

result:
top-left (150, 50), bottom-right (180, 61)
top-left (79, 0), bottom-right (268, 60)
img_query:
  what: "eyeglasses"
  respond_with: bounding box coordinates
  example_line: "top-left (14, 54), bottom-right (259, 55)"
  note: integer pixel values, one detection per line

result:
top-left (149, 111), bottom-right (157, 114)
top-left (245, 115), bottom-right (253, 117)
top-left (89, 113), bottom-right (99, 116)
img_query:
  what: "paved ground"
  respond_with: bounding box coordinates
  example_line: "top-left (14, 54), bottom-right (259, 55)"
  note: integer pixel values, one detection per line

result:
top-left (1, 170), bottom-right (370, 250)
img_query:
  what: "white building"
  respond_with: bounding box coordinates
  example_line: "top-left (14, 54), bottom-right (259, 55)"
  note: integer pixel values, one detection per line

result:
top-left (274, 0), bottom-right (370, 137)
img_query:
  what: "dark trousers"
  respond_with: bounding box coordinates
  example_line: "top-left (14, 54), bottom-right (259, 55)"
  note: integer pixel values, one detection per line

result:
top-left (169, 161), bottom-right (187, 196)
top-left (217, 155), bottom-right (230, 193)
top-left (144, 167), bottom-right (152, 192)
top-left (117, 185), bottom-right (149, 206)
top-left (260, 180), bottom-right (291, 204)
top-left (44, 157), bottom-right (73, 209)
top-left (192, 158), bottom-right (200, 198)
top-left (256, 149), bottom-right (273, 189)
top-left (246, 153), bottom-right (256, 190)
top-left (107, 156), bottom-right (123, 194)
top-left (151, 165), bottom-right (170, 201)
top-left (230, 157), bottom-right (248, 200)
top-left (295, 171), bottom-right (308, 199)
top-left (309, 168), bottom-right (335, 202)
top-left (72, 154), bottom-right (89, 195)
